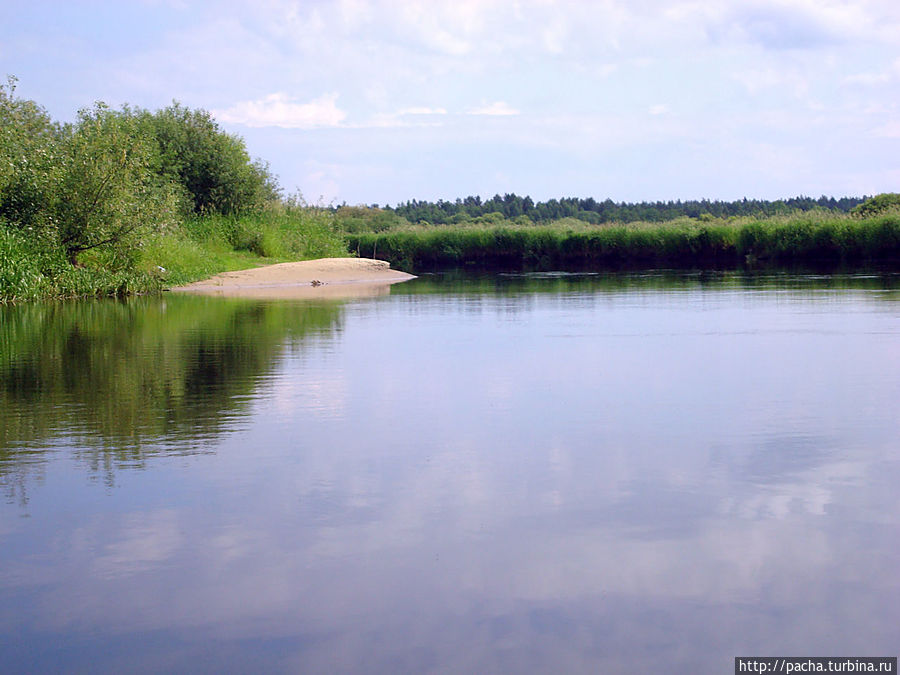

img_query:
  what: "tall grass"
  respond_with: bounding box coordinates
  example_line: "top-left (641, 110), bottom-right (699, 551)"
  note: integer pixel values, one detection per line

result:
top-left (345, 212), bottom-right (900, 272)
top-left (0, 225), bottom-right (161, 301)
top-left (0, 227), bottom-right (49, 302)
top-left (1, 206), bottom-right (349, 302)
top-left (134, 206), bottom-right (348, 290)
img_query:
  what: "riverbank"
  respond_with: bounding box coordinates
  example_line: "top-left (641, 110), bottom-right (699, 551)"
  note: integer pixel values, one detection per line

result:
top-left (5, 208), bottom-right (899, 303)
top-left (171, 257), bottom-right (416, 299)
top-left (1, 81), bottom-right (352, 303)
top-left (345, 211), bottom-right (900, 273)
top-left (0, 208), bottom-right (348, 303)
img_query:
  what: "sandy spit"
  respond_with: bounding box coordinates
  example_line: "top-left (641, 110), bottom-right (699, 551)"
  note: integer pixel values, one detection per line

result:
top-left (169, 257), bottom-right (416, 300)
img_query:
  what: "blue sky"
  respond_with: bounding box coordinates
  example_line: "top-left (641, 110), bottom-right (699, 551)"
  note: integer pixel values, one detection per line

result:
top-left (2, 0), bottom-right (899, 205)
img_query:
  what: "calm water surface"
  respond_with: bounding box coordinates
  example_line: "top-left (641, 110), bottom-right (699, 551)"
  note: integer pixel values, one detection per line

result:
top-left (1, 272), bottom-right (898, 673)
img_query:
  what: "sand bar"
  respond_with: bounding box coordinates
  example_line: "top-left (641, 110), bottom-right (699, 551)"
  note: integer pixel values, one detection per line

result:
top-left (170, 257), bottom-right (416, 300)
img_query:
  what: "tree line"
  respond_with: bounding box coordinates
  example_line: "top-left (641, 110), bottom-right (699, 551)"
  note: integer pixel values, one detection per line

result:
top-left (387, 193), bottom-right (866, 226)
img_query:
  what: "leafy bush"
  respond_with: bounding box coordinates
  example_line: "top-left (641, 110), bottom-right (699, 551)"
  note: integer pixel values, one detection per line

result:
top-left (851, 193), bottom-right (900, 217)
top-left (0, 76), bottom-right (62, 234)
top-left (1, 78), bottom-right (336, 301)
top-left (137, 102), bottom-right (280, 215)
top-left (53, 103), bottom-right (181, 265)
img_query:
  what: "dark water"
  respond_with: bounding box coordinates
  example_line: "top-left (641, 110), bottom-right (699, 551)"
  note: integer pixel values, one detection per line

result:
top-left (1, 272), bottom-right (898, 674)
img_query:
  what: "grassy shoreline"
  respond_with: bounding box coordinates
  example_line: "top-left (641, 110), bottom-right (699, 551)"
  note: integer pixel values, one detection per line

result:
top-left (0, 207), bottom-right (346, 303)
top-left (4, 209), bottom-right (899, 303)
top-left (2, 80), bottom-right (349, 303)
top-left (4, 81), bottom-right (898, 302)
top-left (347, 211), bottom-right (900, 273)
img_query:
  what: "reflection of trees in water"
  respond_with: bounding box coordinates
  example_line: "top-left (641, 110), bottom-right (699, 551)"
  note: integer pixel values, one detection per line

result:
top-left (399, 269), bottom-right (900, 298)
top-left (3, 271), bottom-right (896, 505)
top-left (395, 270), bottom-right (899, 322)
top-left (0, 296), bottom-right (343, 500)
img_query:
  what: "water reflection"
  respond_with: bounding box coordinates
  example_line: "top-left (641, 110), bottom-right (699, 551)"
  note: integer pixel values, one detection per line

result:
top-left (0, 273), bottom-right (898, 673)
top-left (0, 295), bottom-right (342, 498)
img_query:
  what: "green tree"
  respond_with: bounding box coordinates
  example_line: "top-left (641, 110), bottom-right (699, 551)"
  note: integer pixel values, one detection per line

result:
top-left (851, 193), bottom-right (900, 216)
top-left (139, 103), bottom-right (280, 215)
top-left (53, 103), bottom-right (179, 265)
top-left (0, 76), bottom-right (62, 234)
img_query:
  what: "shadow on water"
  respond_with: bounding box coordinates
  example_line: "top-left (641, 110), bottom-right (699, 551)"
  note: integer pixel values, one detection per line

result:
top-left (0, 294), bottom-right (343, 499)
top-left (399, 268), bottom-right (900, 298)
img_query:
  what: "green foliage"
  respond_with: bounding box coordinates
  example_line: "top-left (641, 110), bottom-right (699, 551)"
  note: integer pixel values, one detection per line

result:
top-left (391, 192), bottom-right (865, 225)
top-left (132, 205), bottom-right (347, 290)
top-left (0, 226), bottom-right (48, 301)
top-left (1, 80), bottom-right (182, 292)
top-left (851, 193), bottom-right (900, 217)
top-left (258, 203), bottom-right (347, 259)
top-left (0, 78), bottom-right (349, 302)
top-left (1, 75), bottom-right (895, 300)
top-left (347, 212), bottom-right (900, 272)
top-left (0, 76), bottom-right (62, 233)
top-left (54, 103), bottom-right (181, 265)
top-left (137, 102), bottom-right (280, 215)
top-left (181, 204), bottom-right (345, 259)
top-left (336, 205), bottom-right (408, 233)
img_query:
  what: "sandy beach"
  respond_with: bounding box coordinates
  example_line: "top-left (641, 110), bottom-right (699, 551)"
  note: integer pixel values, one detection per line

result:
top-left (170, 257), bottom-right (416, 300)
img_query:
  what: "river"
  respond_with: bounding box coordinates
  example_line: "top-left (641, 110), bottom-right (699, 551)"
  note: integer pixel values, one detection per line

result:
top-left (1, 271), bottom-right (898, 673)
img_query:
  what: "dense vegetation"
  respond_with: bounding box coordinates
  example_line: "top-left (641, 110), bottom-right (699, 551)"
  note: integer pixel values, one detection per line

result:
top-left (344, 209), bottom-right (900, 273)
top-left (386, 193), bottom-right (865, 226)
top-left (2, 75), bottom-right (898, 302)
top-left (336, 195), bottom-right (899, 274)
top-left (0, 77), bottom-right (345, 302)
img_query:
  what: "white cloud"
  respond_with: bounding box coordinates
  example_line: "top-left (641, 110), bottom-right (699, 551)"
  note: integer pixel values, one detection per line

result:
top-left (91, 511), bottom-right (183, 579)
top-left (397, 107), bottom-right (447, 116)
top-left (216, 92), bottom-right (347, 129)
top-left (12, 0), bottom-right (899, 203)
top-left (350, 106), bottom-right (449, 129)
top-left (467, 101), bottom-right (520, 116)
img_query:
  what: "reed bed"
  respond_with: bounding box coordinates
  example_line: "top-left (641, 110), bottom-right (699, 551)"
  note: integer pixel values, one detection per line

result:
top-left (345, 212), bottom-right (900, 272)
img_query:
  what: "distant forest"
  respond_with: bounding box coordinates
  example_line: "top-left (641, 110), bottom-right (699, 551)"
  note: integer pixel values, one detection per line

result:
top-left (384, 194), bottom-right (867, 225)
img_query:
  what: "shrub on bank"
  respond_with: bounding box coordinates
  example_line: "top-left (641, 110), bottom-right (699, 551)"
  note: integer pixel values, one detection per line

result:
top-left (135, 102), bottom-right (280, 216)
top-left (851, 193), bottom-right (900, 217)
top-left (0, 78), bottom-right (347, 302)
